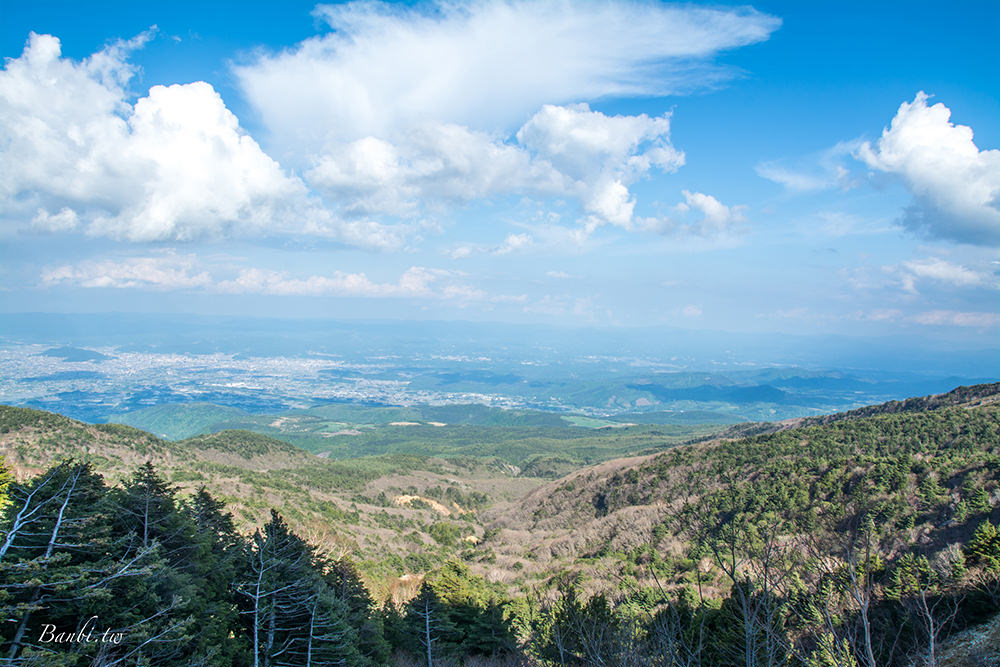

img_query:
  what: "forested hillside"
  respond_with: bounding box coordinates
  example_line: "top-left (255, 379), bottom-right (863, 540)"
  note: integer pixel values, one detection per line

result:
top-left (0, 405), bottom-right (548, 588)
top-left (479, 384), bottom-right (1000, 665)
top-left (1, 385), bottom-right (999, 665)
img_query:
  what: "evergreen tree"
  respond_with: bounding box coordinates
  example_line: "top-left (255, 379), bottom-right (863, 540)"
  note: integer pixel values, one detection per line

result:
top-left (404, 582), bottom-right (457, 666)
top-left (0, 456), bottom-right (11, 513)
top-left (183, 487), bottom-right (250, 665)
top-left (0, 461), bottom-right (172, 664)
top-left (237, 510), bottom-right (361, 667)
top-left (418, 561), bottom-right (517, 660)
top-left (326, 558), bottom-right (390, 666)
top-left (965, 520), bottom-right (1000, 570)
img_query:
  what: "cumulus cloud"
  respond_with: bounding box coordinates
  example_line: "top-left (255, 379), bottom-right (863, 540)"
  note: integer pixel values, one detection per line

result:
top-left (857, 92), bottom-right (1000, 245)
top-left (306, 123), bottom-right (564, 217)
top-left (235, 0), bottom-right (774, 230)
top-left (517, 103), bottom-right (684, 227)
top-left (0, 33), bottom-right (323, 242)
top-left (2, 3), bottom-right (781, 246)
top-left (640, 190), bottom-right (746, 239)
top-left (678, 190), bottom-right (746, 233)
top-left (307, 101), bottom-right (683, 229)
top-left (32, 207), bottom-right (79, 232)
top-left (0, 32), bottom-right (410, 249)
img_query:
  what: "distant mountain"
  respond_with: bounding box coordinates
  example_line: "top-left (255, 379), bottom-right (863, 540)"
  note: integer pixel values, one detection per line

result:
top-left (37, 345), bottom-right (112, 362)
top-left (106, 401), bottom-right (724, 467)
top-left (797, 381), bottom-right (1000, 425)
top-left (109, 401), bottom-right (252, 439)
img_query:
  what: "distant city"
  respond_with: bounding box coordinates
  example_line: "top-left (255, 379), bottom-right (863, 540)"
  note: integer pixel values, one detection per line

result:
top-left (2, 314), bottom-right (995, 426)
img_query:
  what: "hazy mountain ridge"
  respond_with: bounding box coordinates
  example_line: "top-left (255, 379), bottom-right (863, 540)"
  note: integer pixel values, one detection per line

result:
top-left (6, 314), bottom-right (995, 426)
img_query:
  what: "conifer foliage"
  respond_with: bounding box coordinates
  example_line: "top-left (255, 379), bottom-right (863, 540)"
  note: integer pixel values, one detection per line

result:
top-left (1, 389), bottom-right (999, 666)
top-left (0, 462), bottom-right (385, 666)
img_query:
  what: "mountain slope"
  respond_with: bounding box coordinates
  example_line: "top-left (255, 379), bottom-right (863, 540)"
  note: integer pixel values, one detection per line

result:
top-left (482, 383), bottom-right (1000, 585)
top-left (0, 405), bottom-right (544, 588)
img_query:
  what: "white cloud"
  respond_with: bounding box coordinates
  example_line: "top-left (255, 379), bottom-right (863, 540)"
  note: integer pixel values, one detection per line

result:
top-left (0, 33), bottom-right (407, 249)
top-left (447, 232), bottom-right (534, 258)
top-left (306, 125), bottom-right (564, 217)
top-left (899, 257), bottom-right (990, 292)
top-left (1, 4), bottom-right (780, 247)
top-left (755, 141), bottom-right (859, 192)
top-left (518, 103), bottom-right (684, 227)
top-left (516, 103), bottom-right (683, 181)
top-left (41, 253), bottom-right (212, 290)
top-left (912, 310), bottom-right (1000, 328)
top-left (639, 190), bottom-right (746, 239)
top-left (235, 1), bottom-right (775, 230)
top-left (679, 304), bottom-right (703, 318)
top-left (216, 266), bottom-right (450, 297)
top-left (496, 233), bottom-right (533, 255)
top-left (32, 207), bottom-right (79, 232)
top-left (446, 245), bottom-right (478, 260)
top-left (0, 33), bottom-right (317, 242)
top-left (307, 101), bottom-right (683, 229)
top-left (237, 1), bottom-right (779, 148)
top-left (848, 257), bottom-right (995, 294)
top-left (857, 92), bottom-right (1000, 245)
top-left (678, 190), bottom-right (746, 233)
top-left (855, 309), bottom-right (903, 322)
top-left (40, 254), bottom-right (513, 303)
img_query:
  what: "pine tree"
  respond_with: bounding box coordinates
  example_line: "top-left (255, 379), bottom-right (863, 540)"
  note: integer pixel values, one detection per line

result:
top-left (404, 582), bottom-right (457, 667)
top-left (965, 520), bottom-right (1000, 570)
top-left (237, 510), bottom-right (361, 667)
top-left (183, 487), bottom-right (250, 665)
top-left (0, 462), bottom-right (170, 663)
top-left (326, 558), bottom-right (390, 666)
top-left (0, 455), bottom-right (11, 514)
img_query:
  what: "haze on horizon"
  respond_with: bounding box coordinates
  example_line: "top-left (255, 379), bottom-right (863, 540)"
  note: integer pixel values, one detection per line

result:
top-left (0, 0), bottom-right (997, 352)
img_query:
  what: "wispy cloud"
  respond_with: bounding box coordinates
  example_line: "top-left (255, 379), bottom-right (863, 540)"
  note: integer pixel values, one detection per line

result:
top-left (238, 1), bottom-right (780, 144)
top-left (41, 253), bottom-right (212, 290)
top-left (235, 0), bottom-right (777, 232)
top-left (448, 233), bottom-right (534, 258)
top-left (40, 254), bottom-right (521, 303)
top-left (911, 310), bottom-right (1000, 327)
top-left (755, 141), bottom-right (860, 192)
top-left (847, 256), bottom-right (996, 294)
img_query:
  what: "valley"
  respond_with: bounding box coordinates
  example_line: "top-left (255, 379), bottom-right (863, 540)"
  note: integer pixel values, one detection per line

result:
top-left (2, 383), bottom-right (999, 665)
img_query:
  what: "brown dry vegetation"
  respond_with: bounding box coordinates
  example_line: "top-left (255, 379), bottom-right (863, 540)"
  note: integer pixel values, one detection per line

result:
top-left (0, 405), bottom-right (546, 596)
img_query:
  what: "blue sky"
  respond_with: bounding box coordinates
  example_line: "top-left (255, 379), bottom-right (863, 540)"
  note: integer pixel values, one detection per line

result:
top-left (1, 0), bottom-right (998, 347)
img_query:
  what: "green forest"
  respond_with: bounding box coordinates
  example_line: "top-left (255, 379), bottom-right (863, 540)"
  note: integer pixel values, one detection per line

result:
top-left (1, 385), bottom-right (999, 665)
